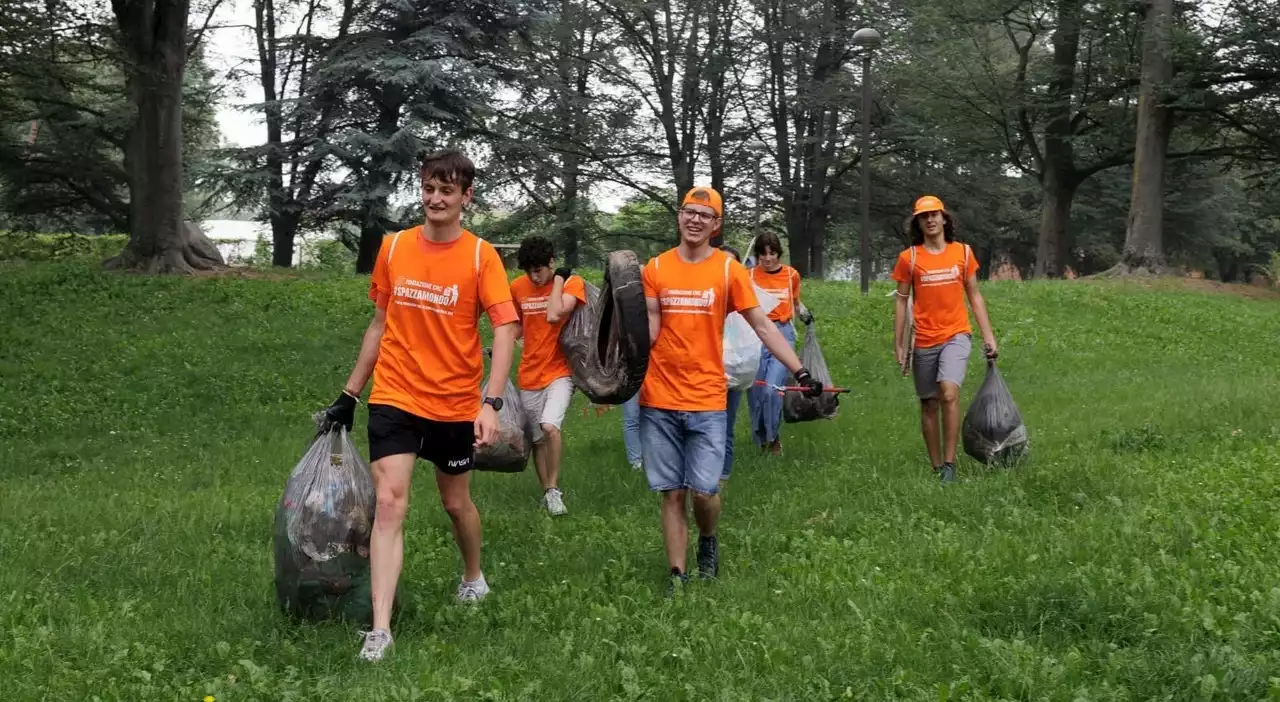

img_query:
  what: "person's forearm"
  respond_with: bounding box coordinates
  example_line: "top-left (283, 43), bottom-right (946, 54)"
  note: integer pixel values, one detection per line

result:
top-left (344, 318), bottom-right (385, 396)
top-left (753, 319), bottom-right (804, 375)
top-left (969, 291), bottom-right (996, 343)
top-left (894, 296), bottom-right (908, 348)
top-left (485, 323), bottom-right (518, 397)
top-left (546, 278), bottom-right (566, 322)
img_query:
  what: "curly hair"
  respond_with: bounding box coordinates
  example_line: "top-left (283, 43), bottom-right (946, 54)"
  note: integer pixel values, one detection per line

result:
top-left (906, 210), bottom-right (957, 246)
top-left (516, 235), bottom-right (555, 271)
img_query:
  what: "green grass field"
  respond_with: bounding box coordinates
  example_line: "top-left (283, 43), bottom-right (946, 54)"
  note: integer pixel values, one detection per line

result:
top-left (2, 261), bottom-right (1279, 701)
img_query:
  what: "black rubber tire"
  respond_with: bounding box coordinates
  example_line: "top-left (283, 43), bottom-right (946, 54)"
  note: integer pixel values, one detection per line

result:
top-left (558, 250), bottom-right (650, 404)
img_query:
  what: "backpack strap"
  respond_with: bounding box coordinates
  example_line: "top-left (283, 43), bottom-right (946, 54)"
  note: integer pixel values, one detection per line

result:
top-left (387, 230), bottom-right (403, 266)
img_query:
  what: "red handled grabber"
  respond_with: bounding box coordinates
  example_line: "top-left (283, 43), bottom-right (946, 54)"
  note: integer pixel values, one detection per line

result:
top-left (752, 380), bottom-right (851, 396)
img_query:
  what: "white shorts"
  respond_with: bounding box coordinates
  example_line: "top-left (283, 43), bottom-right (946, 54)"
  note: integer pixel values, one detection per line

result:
top-left (519, 376), bottom-right (574, 442)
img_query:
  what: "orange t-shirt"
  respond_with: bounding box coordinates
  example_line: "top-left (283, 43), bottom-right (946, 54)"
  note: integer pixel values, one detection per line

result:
top-left (891, 241), bottom-right (979, 348)
top-left (367, 227), bottom-right (519, 422)
top-left (640, 248), bottom-right (760, 412)
top-left (510, 274), bottom-right (588, 390)
top-left (750, 264), bottom-right (801, 322)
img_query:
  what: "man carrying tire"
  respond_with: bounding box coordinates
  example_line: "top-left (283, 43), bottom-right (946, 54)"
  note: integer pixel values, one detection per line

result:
top-left (322, 149), bottom-right (520, 662)
top-left (510, 235), bottom-right (588, 516)
top-left (640, 185), bottom-right (825, 596)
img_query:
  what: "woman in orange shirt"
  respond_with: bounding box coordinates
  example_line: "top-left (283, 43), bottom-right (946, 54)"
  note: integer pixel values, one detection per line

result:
top-left (746, 231), bottom-right (807, 455)
top-left (892, 196), bottom-right (998, 484)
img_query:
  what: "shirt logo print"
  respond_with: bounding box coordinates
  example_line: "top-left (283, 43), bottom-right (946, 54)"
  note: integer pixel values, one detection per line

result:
top-left (393, 276), bottom-right (460, 315)
top-left (660, 287), bottom-right (716, 315)
top-left (919, 264), bottom-right (961, 288)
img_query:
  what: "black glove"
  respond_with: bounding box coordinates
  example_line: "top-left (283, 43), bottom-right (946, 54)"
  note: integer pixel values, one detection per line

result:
top-left (794, 368), bottom-right (823, 398)
top-left (323, 391), bottom-right (358, 431)
top-left (554, 266), bottom-right (573, 282)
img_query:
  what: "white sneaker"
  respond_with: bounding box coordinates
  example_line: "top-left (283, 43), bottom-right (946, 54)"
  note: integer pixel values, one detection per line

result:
top-left (457, 576), bottom-right (490, 603)
top-left (544, 488), bottom-right (568, 516)
top-left (629, 460), bottom-right (642, 471)
top-left (358, 628), bottom-right (393, 662)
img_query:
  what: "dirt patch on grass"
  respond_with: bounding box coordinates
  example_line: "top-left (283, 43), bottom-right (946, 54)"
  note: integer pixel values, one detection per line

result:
top-left (1085, 274), bottom-right (1280, 301)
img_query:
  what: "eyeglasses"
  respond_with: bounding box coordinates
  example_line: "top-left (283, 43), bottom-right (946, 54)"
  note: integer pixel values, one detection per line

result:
top-left (679, 207), bottom-right (719, 224)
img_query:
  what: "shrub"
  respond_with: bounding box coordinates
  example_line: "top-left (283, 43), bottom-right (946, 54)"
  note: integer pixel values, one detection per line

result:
top-left (300, 238), bottom-right (355, 272)
top-left (0, 232), bottom-right (128, 262)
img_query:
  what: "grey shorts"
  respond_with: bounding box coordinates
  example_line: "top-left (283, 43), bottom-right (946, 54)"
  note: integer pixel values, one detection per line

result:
top-left (912, 333), bottom-right (971, 399)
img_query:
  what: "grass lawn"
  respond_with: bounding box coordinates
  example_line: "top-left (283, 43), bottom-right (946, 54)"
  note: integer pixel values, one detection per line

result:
top-left (2, 261), bottom-right (1280, 701)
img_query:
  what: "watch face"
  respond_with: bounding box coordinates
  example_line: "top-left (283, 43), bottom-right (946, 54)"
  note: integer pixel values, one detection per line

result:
top-left (487, 396), bottom-right (503, 411)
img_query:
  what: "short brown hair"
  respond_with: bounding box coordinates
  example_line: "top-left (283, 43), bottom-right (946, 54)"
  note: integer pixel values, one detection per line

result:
top-left (420, 148), bottom-right (475, 191)
top-left (752, 230), bottom-right (784, 258)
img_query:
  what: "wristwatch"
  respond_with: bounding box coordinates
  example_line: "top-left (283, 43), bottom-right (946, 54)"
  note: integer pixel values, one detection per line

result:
top-left (483, 396), bottom-right (504, 412)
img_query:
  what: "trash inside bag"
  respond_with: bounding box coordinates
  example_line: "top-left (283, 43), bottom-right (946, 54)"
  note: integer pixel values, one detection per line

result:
top-left (723, 284), bottom-right (779, 391)
top-left (783, 323), bottom-right (839, 422)
top-left (962, 360), bottom-right (1029, 466)
top-left (474, 380), bottom-right (534, 473)
top-left (273, 414), bottom-right (377, 624)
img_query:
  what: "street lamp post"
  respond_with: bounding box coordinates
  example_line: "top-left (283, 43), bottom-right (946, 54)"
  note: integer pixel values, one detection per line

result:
top-left (852, 26), bottom-right (882, 294)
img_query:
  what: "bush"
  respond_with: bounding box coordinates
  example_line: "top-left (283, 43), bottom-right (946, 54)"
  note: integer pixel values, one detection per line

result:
top-left (0, 232), bottom-right (127, 262)
top-left (300, 238), bottom-right (355, 272)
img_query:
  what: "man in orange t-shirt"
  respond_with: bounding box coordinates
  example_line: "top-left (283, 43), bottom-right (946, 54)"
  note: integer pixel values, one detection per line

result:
top-left (510, 235), bottom-right (588, 516)
top-left (642, 186), bottom-right (824, 596)
top-left (892, 195), bottom-right (998, 484)
top-left (321, 149), bottom-right (519, 662)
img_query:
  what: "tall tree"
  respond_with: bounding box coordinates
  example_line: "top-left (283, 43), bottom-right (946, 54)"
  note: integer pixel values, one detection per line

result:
top-left (1118, 0), bottom-right (1173, 274)
top-left (108, 0), bottom-right (223, 272)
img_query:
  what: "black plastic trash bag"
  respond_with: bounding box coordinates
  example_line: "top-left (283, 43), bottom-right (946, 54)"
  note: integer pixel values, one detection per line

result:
top-left (273, 415), bottom-right (377, 624)
top-left (783, 323), bottom-right (839, 423)
top-left (559, 250), bottom-right (650, 404)
top-left (962, 360), bottom-right (1029, 466)
top-left (473, 380), bottom-right (534, 473)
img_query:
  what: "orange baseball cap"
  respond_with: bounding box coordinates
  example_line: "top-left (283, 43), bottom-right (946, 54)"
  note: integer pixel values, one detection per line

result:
top-left (913, 195), bottom-right (946, 216)
top-left (682, 186), bottom-right (723, 218)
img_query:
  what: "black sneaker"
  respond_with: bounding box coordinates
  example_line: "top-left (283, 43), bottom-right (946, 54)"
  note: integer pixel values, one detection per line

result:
top-left (696, 535), bottom-right (719, 580)
top-left (939, 462), bottom-right (957, 485)
top-left (665, 567), bottom-right (689, 598)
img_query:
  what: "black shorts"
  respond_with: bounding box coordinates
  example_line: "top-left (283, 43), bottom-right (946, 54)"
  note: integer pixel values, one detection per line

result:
top-left (367, 403), bottom-right (475, 474)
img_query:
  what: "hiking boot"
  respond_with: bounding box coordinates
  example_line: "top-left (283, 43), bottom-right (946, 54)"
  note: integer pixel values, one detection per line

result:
top-left (544, 488), bottom-right (567, 516)
top-left (696, 535), bottom-right (719, 580)
top-left (766, 440), bottom-right (783, 456)
top-left (358, 628), bottom-right (393, 662)
top-left (939, 463), bottom-right (957, 485)
top-left (457, 575), bottom-right (490, 603)
top-left (665, 568), bottom-right (689, 598)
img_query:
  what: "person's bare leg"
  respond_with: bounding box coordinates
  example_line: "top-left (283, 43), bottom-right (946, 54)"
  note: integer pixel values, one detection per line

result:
top-left (533, 439), bottom-right (551, 490)
top-left (692, 492), bottom-right (721, 537)
top-left (661, 489), bottom-right (689, 572)
top-left (370, 453), bottom-right (415, 632)
top-left (436, 469), bottom-right (482, 581)
top-left (920, 398), bottom-right (942, 468)
top-left (939, 381), bottom-right (962, 464)
top-left (541, 424), bottom-right (562, 490)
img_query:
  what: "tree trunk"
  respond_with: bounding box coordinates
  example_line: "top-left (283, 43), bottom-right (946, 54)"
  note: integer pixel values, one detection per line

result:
top-left (107, 0), bottom-right (223, 273)
top-left (1033, 172), bottom-right (1077, 278)
top-left (1120, 0), bottom-right (1173, 274)
top-left (559, 151), bottom-right (581, 267)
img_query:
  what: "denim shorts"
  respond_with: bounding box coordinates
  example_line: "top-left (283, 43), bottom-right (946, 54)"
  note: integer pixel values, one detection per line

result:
top-left (639, 407), bottom-right (726, 495)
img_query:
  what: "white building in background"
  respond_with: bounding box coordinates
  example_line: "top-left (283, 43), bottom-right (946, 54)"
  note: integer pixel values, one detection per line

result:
top-left (199, 219), bottom-right (338, 267)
